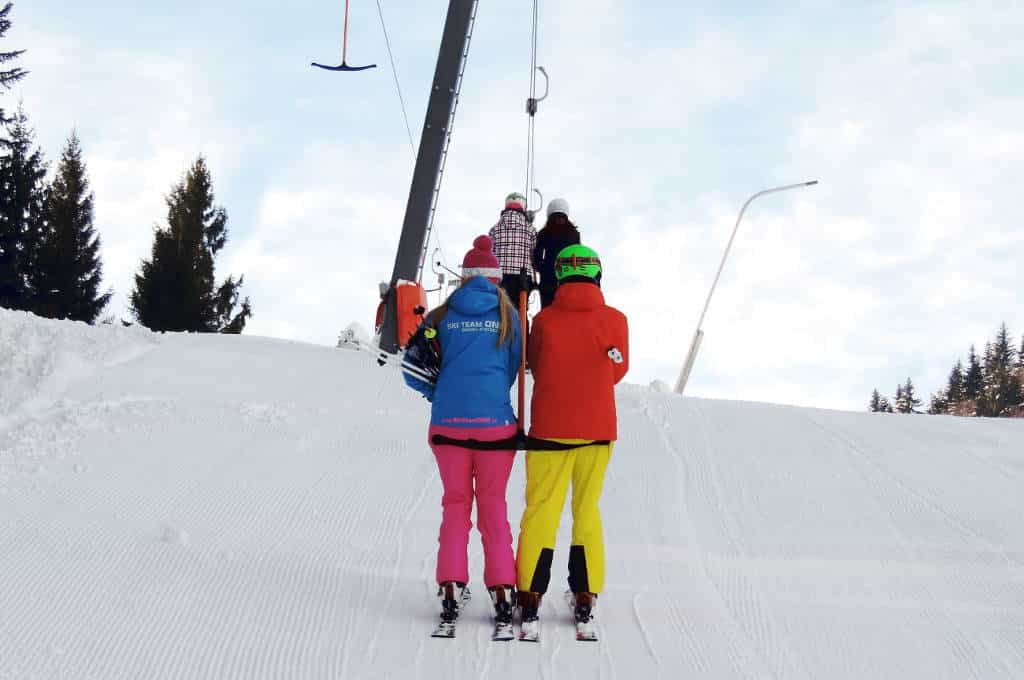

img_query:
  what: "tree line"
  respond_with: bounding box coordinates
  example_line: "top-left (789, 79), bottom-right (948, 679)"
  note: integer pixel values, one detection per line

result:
top-left (0, 2), bottom-right (251, 331)
top-left (870, 323), bottom-right (1024, 418)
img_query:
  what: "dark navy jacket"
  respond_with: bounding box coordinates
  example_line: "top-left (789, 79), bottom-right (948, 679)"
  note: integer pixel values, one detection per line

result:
top-left (533, 222), bottom-right (581, 306)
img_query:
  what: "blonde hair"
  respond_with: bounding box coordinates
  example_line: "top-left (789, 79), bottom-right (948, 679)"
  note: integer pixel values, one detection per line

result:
top-left (427, 280), bottom-right (517, 347)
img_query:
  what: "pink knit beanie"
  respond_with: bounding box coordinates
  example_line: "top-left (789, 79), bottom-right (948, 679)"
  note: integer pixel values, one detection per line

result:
top-left (461, 235), bottom-right (502, 284)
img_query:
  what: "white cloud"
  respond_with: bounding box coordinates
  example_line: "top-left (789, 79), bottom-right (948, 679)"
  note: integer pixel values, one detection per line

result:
top-left (9, 1), bottom-right (1024, 412)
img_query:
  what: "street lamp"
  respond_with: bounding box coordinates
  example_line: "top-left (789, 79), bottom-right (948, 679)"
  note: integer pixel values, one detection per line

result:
top-left (674, 180), bottom-right (819, 395)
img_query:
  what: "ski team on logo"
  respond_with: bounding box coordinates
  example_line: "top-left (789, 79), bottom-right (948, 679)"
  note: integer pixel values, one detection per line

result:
top-left (446, 319), bottom-right (501, 332)
top-left (403, 195), bottom-right (629, 642)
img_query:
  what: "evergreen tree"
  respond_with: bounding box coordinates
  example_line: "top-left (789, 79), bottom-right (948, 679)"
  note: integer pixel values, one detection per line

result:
top-left (30, 132), bottom-right (111, 322)
top-left (964, 345), bottom-right (983, 402)
top-left (990, 325), bottom-right (1016, 371)
top-left (878, 396), bottom-right (894, 413)
top-left (895, 378), bottom-right (921, 414)
top-left (980, 325), bottom-right (1018, 416)
top-left (977, 342), bottom-right (995, 416)
top-left (1019, 335), bottom-right (1024, 410)
top-left (869, 389), bottom-right (882, 413)
top-left (0, 104), bottom-right (45, 310)
top-left (946, 360), bottom-right (965, 404)
top-left (928, 391), bottom-right (948, 415)
top-left (0, 3), bottom-right (27, 129)
top-left (130, 156), bottom-right (252, 332)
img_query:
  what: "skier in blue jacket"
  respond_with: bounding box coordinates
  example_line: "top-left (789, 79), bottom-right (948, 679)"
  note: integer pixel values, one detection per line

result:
top-left (403, 234), bottom-right (522, 638)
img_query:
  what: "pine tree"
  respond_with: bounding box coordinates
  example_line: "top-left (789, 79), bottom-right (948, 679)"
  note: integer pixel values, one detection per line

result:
top-left (1002, 327), bottom-right (1021, 413)
top-left (895, 378), bottom-right (921, 414)
top-left (0, 3), bottom-right (27, 129)
top-left (946, 360), bottom-right (965, 404)
top-left (0, 104), bottom-right (45, 310)
top-left (869, 389), bottom-right (882, 413)
top-left (1018, 335), bottom-right (1024, 411)
top-left (976, 342), bottom-right (994, 416)
top-left (130, 156), bottom-right (252, 332)
top-left (980, 325), bottom-right (1018, 417)
top-left (878, 396), bottom-right (894, 413)
top-left (964, 345), bottom-right (983, 402)
top-left (30, 132), bottom-right (112, 322)
top-left (928, 391), bottom-right (948, 415)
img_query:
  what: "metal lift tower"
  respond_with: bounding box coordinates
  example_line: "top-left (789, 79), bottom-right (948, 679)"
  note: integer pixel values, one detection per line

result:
top-left (378, 0), bottom-right (477, 353)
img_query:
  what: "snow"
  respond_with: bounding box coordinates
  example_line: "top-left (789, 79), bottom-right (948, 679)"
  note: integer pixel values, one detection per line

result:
top-left (337, 322), bottom-right (371, 349)
top-left (2, 306), bottom-right (1024, 678)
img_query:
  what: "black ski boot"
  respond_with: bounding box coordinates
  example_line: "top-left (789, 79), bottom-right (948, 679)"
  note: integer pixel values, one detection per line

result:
top-left (488, 584), bottom-right (516, 641)
top-left (430, 581), bottom-right (469, 638)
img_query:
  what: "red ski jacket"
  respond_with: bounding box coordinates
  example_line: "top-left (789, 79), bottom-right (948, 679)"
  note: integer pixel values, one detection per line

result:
top-left (527, 282), bottom-right (629, 441)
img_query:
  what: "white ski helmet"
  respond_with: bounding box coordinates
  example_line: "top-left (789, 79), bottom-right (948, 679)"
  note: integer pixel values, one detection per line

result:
top-left (546, 197), bottom-right (570, 219)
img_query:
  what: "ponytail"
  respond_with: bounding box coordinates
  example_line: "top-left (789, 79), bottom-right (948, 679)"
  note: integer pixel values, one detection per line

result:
top-left (427, 280), bottom-right (516, 347)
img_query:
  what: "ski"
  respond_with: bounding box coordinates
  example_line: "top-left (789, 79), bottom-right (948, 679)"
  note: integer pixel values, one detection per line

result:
top-left (575, 619), bottom-right (598, 642)
top-left (566, 590), bottom-right (599, 642)
top-left (519, 618), bottom-right (540, 642)
top-left (430, 621), bottom-right (456, 638)
top-left (492, 621), bottom-right (515, 641)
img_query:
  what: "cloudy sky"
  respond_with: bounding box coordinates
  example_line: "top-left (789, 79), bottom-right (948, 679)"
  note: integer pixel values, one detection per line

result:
top-left (7, 0), bottom-right (1023, 411)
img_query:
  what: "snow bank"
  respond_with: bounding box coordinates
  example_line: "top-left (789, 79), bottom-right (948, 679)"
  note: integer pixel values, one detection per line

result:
top-left (0, 308), bottom-right (159, 424)
top-left (336, 321), bottom-right (371, 348)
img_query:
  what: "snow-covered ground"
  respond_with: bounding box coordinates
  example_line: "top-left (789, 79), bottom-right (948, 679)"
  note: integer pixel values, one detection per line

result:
top-left (2, 307), bottom-right (1023, 679)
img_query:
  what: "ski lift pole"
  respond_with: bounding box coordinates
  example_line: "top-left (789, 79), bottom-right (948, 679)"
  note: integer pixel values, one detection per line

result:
top-left (518, 267), bottom-right (530, 431)
top-left (379, 0), bottom-right (477, 353)
top-left (343, 0), bottom-right (350, 64)
top-left (674, 180), bottom-right (819, 395)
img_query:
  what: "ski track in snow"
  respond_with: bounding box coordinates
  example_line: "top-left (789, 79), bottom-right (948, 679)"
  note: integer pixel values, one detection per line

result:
top-left (2, 308), bottom-right (1024, 678)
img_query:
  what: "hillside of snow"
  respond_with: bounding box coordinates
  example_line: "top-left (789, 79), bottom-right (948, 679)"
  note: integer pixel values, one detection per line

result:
top-left (2, 307), bottom-right (1023, 679)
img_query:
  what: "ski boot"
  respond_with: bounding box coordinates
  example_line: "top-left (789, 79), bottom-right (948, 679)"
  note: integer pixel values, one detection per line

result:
top-left (430, 581), bottom-right (470, 638)
top-left (488, 584), bottom-right (516, 641)
top-left (568, 590), bottom-right (598, 641)
top-left (517, 590), bottom-right (542, 642)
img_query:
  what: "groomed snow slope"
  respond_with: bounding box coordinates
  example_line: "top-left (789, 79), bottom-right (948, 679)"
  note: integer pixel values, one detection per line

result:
top-left (2, 307), bottom-right (1023, 679)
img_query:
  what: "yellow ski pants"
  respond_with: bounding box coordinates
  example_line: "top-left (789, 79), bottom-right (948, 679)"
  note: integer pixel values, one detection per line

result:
top-left (516, 441), bottom-right (613, 595)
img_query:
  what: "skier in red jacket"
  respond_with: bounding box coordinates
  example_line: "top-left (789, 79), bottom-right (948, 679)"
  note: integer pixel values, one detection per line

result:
top-left (515, 243), bottom-right (629, 640)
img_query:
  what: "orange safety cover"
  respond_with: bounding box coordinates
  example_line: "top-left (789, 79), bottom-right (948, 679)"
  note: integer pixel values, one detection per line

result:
top-left (396, 282), bottom-right (427, 348)
top-left (374, 300), bottom-right (386, 336)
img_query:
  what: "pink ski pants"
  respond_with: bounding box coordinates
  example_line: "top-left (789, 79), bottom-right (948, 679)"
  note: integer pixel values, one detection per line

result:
top-left (428, 424), bottom-right (518, 588)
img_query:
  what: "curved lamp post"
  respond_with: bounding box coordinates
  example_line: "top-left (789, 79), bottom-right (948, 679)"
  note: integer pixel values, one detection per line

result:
top-left (674, 180), bottom-right (819, 395)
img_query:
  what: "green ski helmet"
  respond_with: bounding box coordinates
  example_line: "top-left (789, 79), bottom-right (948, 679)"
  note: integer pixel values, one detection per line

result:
top-left (554, 244), bottom-right (602, 281)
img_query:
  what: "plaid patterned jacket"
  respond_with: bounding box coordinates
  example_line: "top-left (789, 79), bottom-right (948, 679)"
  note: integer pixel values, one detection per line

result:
top-left (489, 209), bottom-right (537, 277)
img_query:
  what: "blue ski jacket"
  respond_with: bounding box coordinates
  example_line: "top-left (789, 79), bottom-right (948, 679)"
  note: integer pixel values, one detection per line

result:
top-left (403, 276), bottom-right (522, 428)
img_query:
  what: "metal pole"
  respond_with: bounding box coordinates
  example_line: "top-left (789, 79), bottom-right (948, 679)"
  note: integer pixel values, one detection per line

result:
top-left (342, 0), bottom-right (350, 65)
top-left (379, 0), bottom-right (477, 353)
top-left (674, 180), bottom-right (818, 394)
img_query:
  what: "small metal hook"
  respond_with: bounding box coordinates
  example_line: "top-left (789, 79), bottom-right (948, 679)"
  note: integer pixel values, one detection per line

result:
top-left (526, 66), bottom-right (550, 116)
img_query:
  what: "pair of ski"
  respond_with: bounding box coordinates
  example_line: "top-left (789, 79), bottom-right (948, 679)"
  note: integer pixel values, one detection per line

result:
top-left (517, 621), bottom-right (597, 643)
top-left (430, 585), bottom-right (516, 641)
top-left (430, 589), bottom-right (597, 642)
top-left (518, 591), bottom-right (599, 643)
